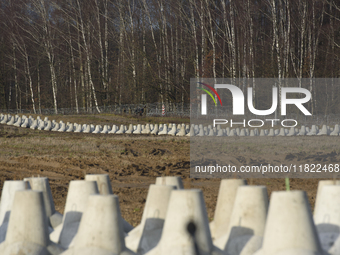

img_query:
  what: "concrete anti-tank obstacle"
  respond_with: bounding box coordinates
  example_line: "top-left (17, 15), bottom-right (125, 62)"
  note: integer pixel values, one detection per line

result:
top-left (176, 125), bottom-right (186, 136)
top-left (313, 185), bottom-right (340, 253)
top-left (244, 128), bottom-right (249, 136)
top-left (317, 125), bottom-right (329, 136)
top-left (84, 174), bottom-right (133, 233)
top-left (185, 125), bottom-right (196, 137)
top-left (100, 125), bottom-right (109, 134)
top-left (151, 124), bottom-right (159, 135)
top-left (85, 174), bottom-right (113, 196)
top-left (21, 117), bottom-right (29, 128)
top-left (38, 120), bottom-right (46, 130)
top-left (216, 129), bottom-right (224, 136)
top-left (24, 177), bottom-right (63, 230)
top-left (259, 129), bottom-right (266, 136)
top-left (133, 124), bottom-right (142, 134)
top-left (74, 124), bottom-right (82, 133)
top-left (50, 180), bottom-right (99, 249)
top-left (307, 125), bottom-right (318, 136)
top-left (0, 180), bottom-right (31, 243)
top-left (155, 176), bottom-right (184, 190)
top-left (215, 186), bottom-right (268, 255)
top-left (6, 115), bottom-right (15, 125)
top-left (298, 125), bottom-right (307, 136)
top-left (207, 127), bottom-right (215, 136)
top-left (83, 124), bottom-right (91, 133)
top-left (277, 127), bottom-right (286, 136)
top-left (229, 129), bottom-right (237, 136)
top-left (13, 116), bottom-right (22, 127)
top-left (314, 180), bottom-right (336, 216)
top-left (0, 114), bottom-right (8, 124)
top-left (0, 180), bottom-right (31, 226)
top-left (213, 127), bottom-right (217, 134)
top-left (158, 124), bottom-right (168, 135)
top-left (249, 129), bottom-right (256, 136)
top-left (253, 191), bottom-right (324, 255)
top-left (125, 124), bottom-right (133, 134)
top-left (65, 123), bottom-right (74, 132)
top-left (167, 125), bottom-right (177, 136)
top-left (142, 124), bottom-right (151, 134)
top-left (267, 128), bottom-right (275, 136)
top-left (125, 185), bottom-right (176, 254)
top-left (239, 128), bottom-right (246, 136)
top-left (92, 125), bottom-right (102, 134)
top-left (116, 124), bottom-right (126, 134)
top-left (57, 122), bottom-right (66, 132)
top-left (286, 127), bottom-right (296, 136)
top-left (0, 190), bottom-right (64, 255)
top-left (30, 119), bottom-right (38, 130)
top-left (60, 195), bottom-right (136, 255)
top-left (210, 179), bottom-right (247, 241)
top-left (109, 124), bottom-right (118, 134)
top-left (44, 121), bottom-right (52, 131)
top-left (330, 124), bottom-right (339, 136)
top-left (146, 189), bottom-right (224, 255)
top-left (51, 122), bottom-right (60, 132)
top-left (197, 126), bottom-right (205, 136)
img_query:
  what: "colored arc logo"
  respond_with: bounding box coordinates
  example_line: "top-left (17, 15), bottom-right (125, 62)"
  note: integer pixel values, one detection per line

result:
top-left (197, 82), bottom-right (223, 106)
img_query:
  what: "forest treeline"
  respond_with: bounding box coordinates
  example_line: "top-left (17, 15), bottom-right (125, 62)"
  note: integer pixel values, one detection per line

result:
top-left (0, 0), bottom-right (340, 114)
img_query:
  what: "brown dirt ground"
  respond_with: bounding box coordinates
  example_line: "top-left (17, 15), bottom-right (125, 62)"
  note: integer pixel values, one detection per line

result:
top-left (0, 115), bottom-right (337, 226)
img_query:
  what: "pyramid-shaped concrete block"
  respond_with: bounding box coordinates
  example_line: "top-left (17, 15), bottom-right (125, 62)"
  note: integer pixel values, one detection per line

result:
top-left (314, 180), bottom-right (336, 215)
top-left (146, 189), bottom-right (224, 255)
top-left (210, 179), bottom-right (247, 241)
top-left (61, 195), bottom-right (136, 255)
top-left (215, 186), bottom-right (268, 255)
top-left (125, 185), bottom-right (175, 254)
top-left (142, 124), bottom-right (151, 134)
top-left (0, 190), bottom-right (64, 255)
top-left (151, 124), bottom-right (159, 135)
top-left (50, 180), bottom-right (99, 249)
top-left (0, 180), bottom-right (31, 243)
top-left (24, 177), bottom-right (62, 230)
top-left (314, 185), bottom-right (340, 253)
top-left (84, 174), bottom-right (133, 233)
top-left (51, 122), bottom-right (60, 132)
top-left (330, 125), bottom-right (339, 136)
top-left (254, 191), bottom-right (323, 255)
top-left (0, 114), bottom-right (8, 124)
top-left (125, 124), bottom-right (134, 134)
top-left (155, 176), bottom-right (183, 189)
top-left (158, 124), bottom-right (168, 135)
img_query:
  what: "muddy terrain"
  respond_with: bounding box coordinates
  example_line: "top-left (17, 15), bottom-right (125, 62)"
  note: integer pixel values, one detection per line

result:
top-left (0, 114), bottom-right (336, 226)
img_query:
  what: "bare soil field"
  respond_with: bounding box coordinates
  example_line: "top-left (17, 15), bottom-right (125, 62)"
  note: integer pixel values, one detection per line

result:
top-left (0, 114), bottom-right (337, 226)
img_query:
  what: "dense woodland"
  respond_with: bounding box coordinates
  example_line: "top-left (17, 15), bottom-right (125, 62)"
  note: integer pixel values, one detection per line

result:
top-left (0, 0), bottom-right (340, 114)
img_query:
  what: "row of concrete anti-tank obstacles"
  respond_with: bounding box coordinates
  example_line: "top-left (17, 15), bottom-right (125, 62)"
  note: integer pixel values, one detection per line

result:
top-left (1, 113), bottom-right (340, 136)
top-left (0, 175), bottom-right (338, 255)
